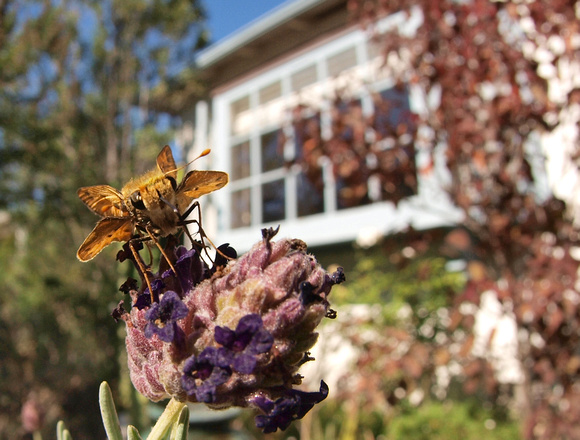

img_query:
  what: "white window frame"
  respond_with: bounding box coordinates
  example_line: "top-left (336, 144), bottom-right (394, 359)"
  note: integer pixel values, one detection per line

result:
top-left (205, 16), bottom-right (461, 252)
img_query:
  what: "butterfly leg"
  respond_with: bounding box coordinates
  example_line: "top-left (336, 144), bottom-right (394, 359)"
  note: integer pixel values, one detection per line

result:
top-left (179, 201), bottom-right (203, 247)
top-left (179, 201), bottom-right (233, 264)
top-left (159, 195), bottom-right (198, 247)
top-left (144, 225), bottom-right (179, 278)
top-left (128, 239), bottom-right (156, 303)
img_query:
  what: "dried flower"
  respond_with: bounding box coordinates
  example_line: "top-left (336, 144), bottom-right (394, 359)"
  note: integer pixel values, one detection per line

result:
top-left (120, 228), bottom-right (343, 432)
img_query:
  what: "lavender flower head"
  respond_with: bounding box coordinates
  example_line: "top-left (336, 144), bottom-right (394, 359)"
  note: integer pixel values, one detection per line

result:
top-left (119, 227), bottom-right (343, 433)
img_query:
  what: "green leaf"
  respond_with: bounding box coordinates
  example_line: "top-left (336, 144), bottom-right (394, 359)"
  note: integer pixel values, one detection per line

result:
top-left (127, 425), bottom-right (143, 440)
top-left (170, 405), bottom-right (190, 440)
top-left (56, 420), bottom-right (72, 440)
top-left (99, 382), bottom-right (123, 440)
top-left (148, 399), bottom-right (187, 440)
top-left (56, 421), bottom-right (65, 440)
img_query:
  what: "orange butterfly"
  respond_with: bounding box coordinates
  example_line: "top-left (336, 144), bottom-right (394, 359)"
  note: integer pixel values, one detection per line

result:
top-left (77, 145), bottom-right (228, 262)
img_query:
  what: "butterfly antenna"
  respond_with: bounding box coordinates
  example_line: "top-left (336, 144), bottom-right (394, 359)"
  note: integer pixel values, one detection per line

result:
top-left (166, 149), bottom-right (212, 176)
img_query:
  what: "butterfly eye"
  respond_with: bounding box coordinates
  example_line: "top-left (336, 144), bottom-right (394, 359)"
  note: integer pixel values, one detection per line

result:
top-left (167, 176), bottom-right (177, 191)
top-left (130, 191), bottom-right (146, 210)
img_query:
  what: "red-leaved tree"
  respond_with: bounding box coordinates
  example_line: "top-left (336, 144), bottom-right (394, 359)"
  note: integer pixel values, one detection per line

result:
top-left (295, 1), bottom-right (580, 438)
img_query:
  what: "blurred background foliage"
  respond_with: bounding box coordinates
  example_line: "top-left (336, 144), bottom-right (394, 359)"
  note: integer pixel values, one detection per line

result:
top-left (0, 0), bottom-right (207, 437)
top-left (239, 236), bottom-right (522, 439)
top-left (2, 0), bottom-right (580, 439)
top-left (252, 0), bottom-right (580, 438)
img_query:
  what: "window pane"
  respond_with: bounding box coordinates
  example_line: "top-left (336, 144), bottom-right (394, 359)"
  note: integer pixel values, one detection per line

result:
top-left (327, 47), bottom-right (357, 77)
top-left (261, 129), bottom-right (284, 172)
top-left (231, 95), bottom-right (251, 136)
top-left (291, 64), bottom-right (317, 91)
top-left (297, 172), bottom-right (324, 217)
top-left (328, 97), bottom-right (365, 148)
top-left (293, 114), bottom-right (321, 159)
top-left (328, 96), bottom-right (370, 209)
top-left (262, 179), bottom-right (285, 223)
top-left (259, 81), bottom-right (282, 105)
top-left (335, 155), bottom-right (370, 210)
top-left (293, 114), bottom-right (324, 217)
top-left (372, 87), bottom-right (414, 139)
top-left (370, 86), bottom-right (418, 203)
top-left (231, 141), bottom-right (250, 180)
top-left (231, 188), bottom-right (251, 229)
top-left (367, 39), bottom-right (382, 60)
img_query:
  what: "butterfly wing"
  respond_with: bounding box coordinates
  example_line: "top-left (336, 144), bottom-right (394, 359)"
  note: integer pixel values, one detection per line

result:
top-left (78, 185), bottom-right (126, 217)
top-left (156, 145), bottom-right (178, 180)
top-left (177, 170), bottom-right (229, 201)
top-left (76, 217), bottom-right (134, 261)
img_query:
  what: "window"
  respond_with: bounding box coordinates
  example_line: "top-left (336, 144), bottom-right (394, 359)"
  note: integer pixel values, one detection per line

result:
top-left (231, 141), bottom-right (250, 181)
top-left (259, 81), bottom-right (282, 104)
top-left (327, 47), bottom-right (357, 76)
top-left (261, 130), bottom-right (284, 172)
top-left (291, 64), bottom-right (317, 91)
top-left (293, 114), bottom-right (325, 217)
top-left (366, 38), bottom-right (382, 60)
top-left (223, 35), bottom-right (417, 232)
top-left (370, 86), bottom-right (418, 203)
top-left (230, 95), bottom-right (250, 136)
top-left (261, 179), bottom-right (285, 223)
top-left (297, 172), bottom-right (324, 217)
top-left (231, 189), bottom-right (251, 229)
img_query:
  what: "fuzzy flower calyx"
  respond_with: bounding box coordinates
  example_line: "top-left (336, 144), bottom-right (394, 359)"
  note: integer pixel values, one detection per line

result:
top-left (121, 228), bottom-right (344, 433)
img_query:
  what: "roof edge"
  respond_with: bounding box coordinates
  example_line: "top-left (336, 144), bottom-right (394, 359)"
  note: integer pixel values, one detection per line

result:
top-left (197, 0), bottom-right (327, 68)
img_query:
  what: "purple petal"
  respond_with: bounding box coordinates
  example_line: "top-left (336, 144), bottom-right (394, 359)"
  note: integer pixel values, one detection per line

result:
top-left (215, 347), bottom-right (235, 368)
top-left (183, 354), bottom-right (198, 375)
top-left (181, 373), bottom-right (197, 395)
top-left (254, 396), bottom-right (298, 433)
top-left (236, 314), bottom-right (263, 336)
top-left (149, 322), bottom-right (177, 343)
top-left (246, 329), bottom-right (274, 355)
top-left (194, 367), bottom-right (232, 403)
top-left (134, 293), bottom-right (151, 310)
top-left (232, 353), bottom-right (257, 374)
top-left (163, 291), bottom-right (188, 320)
top-left (232, 314), bottom-right (263, 350)
top-left (252, 381), bottom-right (329, 433)
top-left (214, 325), bottom-right (236, 348)
top-left (175, 247), bottom-right (205, 291)
top-left (253, 395), bottom-right (275, 414)
top-left (293, 381), bottom-right (329, 418)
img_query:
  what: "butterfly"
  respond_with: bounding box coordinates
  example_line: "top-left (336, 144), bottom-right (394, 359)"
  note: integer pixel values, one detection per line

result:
top-left (77, 145), bottom-right (228, 262)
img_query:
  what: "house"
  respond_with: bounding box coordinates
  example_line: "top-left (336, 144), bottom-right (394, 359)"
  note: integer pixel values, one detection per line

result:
top-left (178, 0), bottom-right (462, 254)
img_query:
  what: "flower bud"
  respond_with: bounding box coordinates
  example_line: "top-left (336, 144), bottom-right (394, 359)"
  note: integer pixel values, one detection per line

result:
top-left (122, 228), bottom-right (343, 432)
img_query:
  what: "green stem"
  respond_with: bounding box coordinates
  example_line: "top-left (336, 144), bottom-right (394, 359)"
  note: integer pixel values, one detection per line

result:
top-left (147, 399), bottom-right (187, 440)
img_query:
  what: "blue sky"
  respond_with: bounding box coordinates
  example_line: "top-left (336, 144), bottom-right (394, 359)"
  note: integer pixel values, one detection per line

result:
top-left (204, 0), bottom-right (290, 44)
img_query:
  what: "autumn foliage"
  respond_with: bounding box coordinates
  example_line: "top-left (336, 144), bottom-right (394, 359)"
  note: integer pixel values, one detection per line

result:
top-left (292, 0), bottom-right (580, 438)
